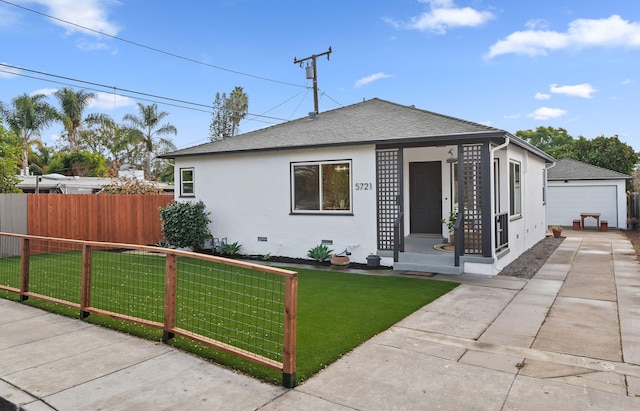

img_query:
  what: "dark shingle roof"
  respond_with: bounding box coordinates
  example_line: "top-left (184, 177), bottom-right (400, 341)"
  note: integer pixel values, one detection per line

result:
top-left (548, 158), bottom-right (631, 181)
top-left (161, 98), bottom-right (552, 162)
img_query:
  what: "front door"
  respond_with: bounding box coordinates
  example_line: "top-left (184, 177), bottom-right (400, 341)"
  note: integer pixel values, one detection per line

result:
top-left (409, 161), bottom-right (442, 234)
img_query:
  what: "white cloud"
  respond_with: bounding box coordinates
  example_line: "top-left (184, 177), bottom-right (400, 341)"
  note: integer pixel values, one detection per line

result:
top-left (487, 15), bottom-right (640, 58)
top-left (550, 83), bottom-right (597, 98)
top-left (622, 79), bottom-right (635, 85)
top-left (31, 88), bottom-right (58, 96)
top-left (354, 72), bottom-right (392, 88)
top-left (89, 92), bottom-right (136, 109)
top-left (535, 92), bottom-right (551, 100)
top-left (503, 113), bottom-right (521, 119)
top-left (27, 0), bottom-right (120, 36)
top-left (76, 40), bottom-right (111, 52)
top-left (386, 0), bottom-right (494, 34)
top-left (527, 107), bottom-right (567, 120)
top-left (525, 19), bottom-right (550, 30)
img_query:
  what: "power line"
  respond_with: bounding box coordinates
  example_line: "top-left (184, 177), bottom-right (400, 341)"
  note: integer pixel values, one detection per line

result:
top-left (0, 63), bottom-right (289, 122)
top-left (0, 0), bottom-right (305, 89)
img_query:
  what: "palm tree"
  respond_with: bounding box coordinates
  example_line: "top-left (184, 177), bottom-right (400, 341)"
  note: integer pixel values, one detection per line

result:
top-left (123, 103), bottom-right (177, 179)
top-left (0, 93), bottom-right (57, 175)
top-left (83, 113), bottom-right (145, 167)
top-left (226, 86), bottom-right (248, 137)
top-left (54, 88), bottom-right (95, 152)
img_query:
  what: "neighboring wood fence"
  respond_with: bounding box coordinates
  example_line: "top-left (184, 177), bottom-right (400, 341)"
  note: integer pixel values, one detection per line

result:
top-left (0, 194), bottom-right (28, 235)
top-left (26, 194), bottom-right (174, 245)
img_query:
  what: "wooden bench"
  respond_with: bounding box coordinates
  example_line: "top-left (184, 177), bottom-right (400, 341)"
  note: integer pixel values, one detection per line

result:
top-left (580, 213), bottom-right (601, 230)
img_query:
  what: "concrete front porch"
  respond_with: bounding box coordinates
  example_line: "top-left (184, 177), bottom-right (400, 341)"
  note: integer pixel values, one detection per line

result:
top-left (381, 234), bottom-right (462, 274)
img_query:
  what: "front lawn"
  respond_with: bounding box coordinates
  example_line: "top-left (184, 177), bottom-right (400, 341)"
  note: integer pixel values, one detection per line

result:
top-left (0, 255), bottom-right (457, 384)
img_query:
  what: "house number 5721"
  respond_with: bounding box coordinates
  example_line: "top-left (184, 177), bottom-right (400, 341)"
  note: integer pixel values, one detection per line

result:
top-left (355, 183), bottom-right (372, 190)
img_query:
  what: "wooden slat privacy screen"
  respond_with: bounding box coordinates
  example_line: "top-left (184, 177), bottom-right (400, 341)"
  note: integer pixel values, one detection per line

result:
top-left (27, 194), bottom-right (174, 245)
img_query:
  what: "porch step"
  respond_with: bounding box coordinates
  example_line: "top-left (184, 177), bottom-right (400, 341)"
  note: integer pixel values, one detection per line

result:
top-left (393, 252), bottom-right (463, 275)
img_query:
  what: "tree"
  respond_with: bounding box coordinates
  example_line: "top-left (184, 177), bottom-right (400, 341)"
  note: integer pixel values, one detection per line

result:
top-left (208, 87), bottom-right (249, 141)
top-left (0, 93), bottom-right (57, 175)
top-left (81, 113), bottom-right (145, 168)
top-left (208, 92), bottom-right (232, 141)
top-left (517, 126), bottom-right (639, 190)
top-left (226, 86), bottom-right (249, 136)
top-left (570, 135), bottom-right (638, 177)
top-left (48, 151), bottom-right (109, 177)
top-left (54, 88), bottom-right (95, 152)
top-left (515, 126), bottom-right (574, 157)
top-left (123, 103), bottom-right (177, 179)
top-left (0, 124), bottom-right (21, 193)
top-left (28, 142), bottom-right (55, 175)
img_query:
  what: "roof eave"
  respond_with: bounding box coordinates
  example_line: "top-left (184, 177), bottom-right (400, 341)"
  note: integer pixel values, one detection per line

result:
top-left (160, 131), bottom-right (514, 160)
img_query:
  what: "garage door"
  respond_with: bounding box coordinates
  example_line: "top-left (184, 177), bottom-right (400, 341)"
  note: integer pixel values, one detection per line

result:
top-left (547, 185), bottom-right (618, 228)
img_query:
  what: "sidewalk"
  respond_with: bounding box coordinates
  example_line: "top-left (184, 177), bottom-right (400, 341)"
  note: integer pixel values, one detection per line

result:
top-left (1, 230), bottom-right (639, 410)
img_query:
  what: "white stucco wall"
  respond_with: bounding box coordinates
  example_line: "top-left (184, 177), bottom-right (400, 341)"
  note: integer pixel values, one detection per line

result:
top-left (493, 145), bottom-right (549, 271)
top-left (173, 145), bottom-right (379, 264)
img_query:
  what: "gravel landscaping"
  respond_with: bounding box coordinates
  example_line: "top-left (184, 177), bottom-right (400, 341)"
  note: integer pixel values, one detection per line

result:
top-left (498, 236), bottom-right (564, 279)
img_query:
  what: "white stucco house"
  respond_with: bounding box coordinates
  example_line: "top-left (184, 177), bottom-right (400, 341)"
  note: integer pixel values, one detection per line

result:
top-left (547, 158), bottom-right (631, 229)
top-left (161, 98), bottom-right (555, 275)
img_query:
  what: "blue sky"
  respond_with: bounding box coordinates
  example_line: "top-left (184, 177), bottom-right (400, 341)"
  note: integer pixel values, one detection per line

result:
top-left (1, 0), bottom-right (639, 152)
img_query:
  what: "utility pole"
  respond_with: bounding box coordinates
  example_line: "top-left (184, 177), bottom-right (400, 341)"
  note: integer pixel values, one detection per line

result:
top-left (294, 47), bottom-right (332, 115)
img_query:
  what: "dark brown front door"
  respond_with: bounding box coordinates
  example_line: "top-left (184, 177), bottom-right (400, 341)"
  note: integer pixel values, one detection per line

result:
top-left (409, 161), bottom-right (442, 234)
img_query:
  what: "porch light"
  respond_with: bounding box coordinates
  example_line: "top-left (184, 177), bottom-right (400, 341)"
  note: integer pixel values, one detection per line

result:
top-left (446, 148), bottom-right (457, 163)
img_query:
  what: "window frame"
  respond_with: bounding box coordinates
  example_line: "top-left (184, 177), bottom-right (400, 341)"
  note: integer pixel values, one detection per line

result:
top-left (290, 159), bottom-right (353, 215)
top-left (509, 160), bottom-right (521, 217)
top-left (180, 167), bottom-right (195, 197)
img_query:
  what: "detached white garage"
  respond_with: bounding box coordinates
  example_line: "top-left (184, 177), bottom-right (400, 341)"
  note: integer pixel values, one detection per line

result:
top-left (547, 158), bottom-right (631, 229)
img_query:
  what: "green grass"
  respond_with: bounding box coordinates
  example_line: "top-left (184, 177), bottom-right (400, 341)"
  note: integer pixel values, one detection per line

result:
top-left (0, 252), bottom-right (458, 384)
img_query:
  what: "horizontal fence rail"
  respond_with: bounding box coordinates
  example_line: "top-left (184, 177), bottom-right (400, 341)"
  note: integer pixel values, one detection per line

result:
top-left (0, 232), bottom-right (298, 387)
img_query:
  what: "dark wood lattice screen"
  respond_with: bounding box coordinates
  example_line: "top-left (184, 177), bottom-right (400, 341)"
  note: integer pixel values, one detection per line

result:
top-left (460, 144), bottom-right (483, 254)
top-left (376, 149), bottom-right (402, 251)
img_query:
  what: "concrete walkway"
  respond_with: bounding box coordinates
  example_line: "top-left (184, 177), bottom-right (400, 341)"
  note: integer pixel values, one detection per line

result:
top-left (1, 230), bottom-right (639, 410)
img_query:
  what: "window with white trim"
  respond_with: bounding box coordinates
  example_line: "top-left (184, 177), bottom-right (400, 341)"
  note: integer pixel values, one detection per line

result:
top-left (180, 167), bottom-right (194, 197)
top-left (509, 161), bottom-right (521, 216)
top-left (291, 160), bottom-right (352, 213)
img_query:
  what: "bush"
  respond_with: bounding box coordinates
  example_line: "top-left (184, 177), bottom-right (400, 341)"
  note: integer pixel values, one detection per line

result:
top-left (99, 176), bottom-right (164, 194)
top-left (219, 241), bottom-right (242, 256)
top-left (160, 201), bottom-right (211, 251)
top-left (307, 244), bottom-right (333, 262)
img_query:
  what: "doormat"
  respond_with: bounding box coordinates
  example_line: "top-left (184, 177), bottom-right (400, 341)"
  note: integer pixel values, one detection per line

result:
top-left (404, 271), bottom-right (436, 277)
top-left (434, 244), bottom-right (454, 252)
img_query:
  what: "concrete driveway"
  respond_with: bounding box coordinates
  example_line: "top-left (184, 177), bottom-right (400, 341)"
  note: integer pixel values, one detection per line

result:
top-left (1, 230), bottom-right (639, 410)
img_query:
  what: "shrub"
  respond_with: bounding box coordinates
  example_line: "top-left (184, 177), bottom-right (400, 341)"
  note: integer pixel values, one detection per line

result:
top-left (99, 176), bottom-right (164, 194)
top-left (160, 201), bottom-right (211, 251)
top-left (219, 241), bottom-right (242, 256)
top-left (307, 244), bottom-right (333, 262)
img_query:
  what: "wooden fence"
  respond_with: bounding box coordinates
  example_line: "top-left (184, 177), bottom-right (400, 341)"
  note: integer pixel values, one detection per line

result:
top-left (27, 194), bottom-right (174, 245)
top-left (0, 194), bottom-right (27, 235)
top-left (0, 232), bottom-right (298, 387)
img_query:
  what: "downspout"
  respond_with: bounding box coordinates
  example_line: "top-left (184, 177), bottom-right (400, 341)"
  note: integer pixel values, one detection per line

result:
top-left (490, 137), bottom-right (510, 271)
top-left (544, 161), bottom-right (557, 233)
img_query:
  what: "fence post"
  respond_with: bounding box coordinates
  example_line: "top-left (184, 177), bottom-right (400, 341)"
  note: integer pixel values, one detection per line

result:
top-left (282, 273), bottom-right (298, 388)
top-left (19, 238), bottom-right (30, 302)
top-left (80, 244), bottom-right (92, 319)
top-left (163, 253), bottom-right (177, 342)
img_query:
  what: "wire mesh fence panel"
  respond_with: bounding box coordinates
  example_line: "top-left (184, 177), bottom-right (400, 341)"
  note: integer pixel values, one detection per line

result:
top-left (90, 248), bottom-right (166, 323)
top-left (176, 256), bottom-right (286, 362)
top-left (0, 235), bottom-right (21, 290)
top-left (28, 239), bottom-right (83, 303)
